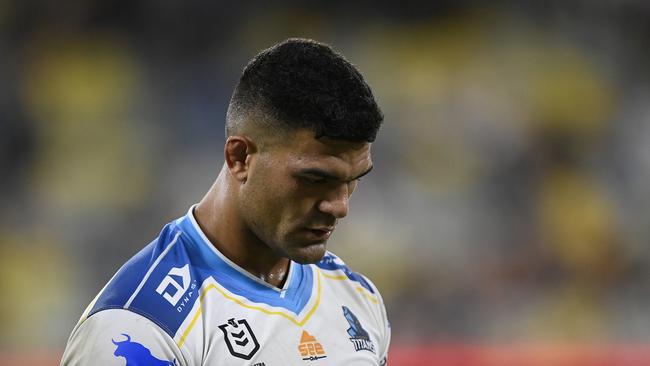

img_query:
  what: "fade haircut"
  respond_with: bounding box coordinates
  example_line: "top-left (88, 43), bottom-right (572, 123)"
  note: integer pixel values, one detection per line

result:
top-left (226, 38), bottom-right (383, 143)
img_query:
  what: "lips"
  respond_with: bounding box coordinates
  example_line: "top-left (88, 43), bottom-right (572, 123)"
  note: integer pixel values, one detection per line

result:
top-left (310, 226), bottom-right (334, 232)
top-left (306, 227), bottom-right (334, 241)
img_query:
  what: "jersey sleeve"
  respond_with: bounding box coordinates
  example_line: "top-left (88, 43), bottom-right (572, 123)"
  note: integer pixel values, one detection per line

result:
top-left (376, 288), bottom-right (391, 365)
top-left (362, 274), bottom-right (391, 365)
top-left (60, 309), bottom-right (187, 366)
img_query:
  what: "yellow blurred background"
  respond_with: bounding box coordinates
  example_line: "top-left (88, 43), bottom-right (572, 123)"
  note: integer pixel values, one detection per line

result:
top-left (2, 1), bottom-right (650, 364)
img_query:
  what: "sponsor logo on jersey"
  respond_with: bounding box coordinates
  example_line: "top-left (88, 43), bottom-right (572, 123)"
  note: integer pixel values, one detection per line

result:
top-left (298, 330), bottom-right (327, 361)
top-left (156, 264), bottom-right (193, 307)
top-left (111, 333), bottom-right (176, 365)
top-left (219, 318), bottom-right (260, 360)
top-left (342, 306), bottom-right (376, 354)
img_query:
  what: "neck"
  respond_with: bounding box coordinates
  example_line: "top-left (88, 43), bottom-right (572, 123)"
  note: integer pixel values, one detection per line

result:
top-left (194, 167), bottom-right (290, 288)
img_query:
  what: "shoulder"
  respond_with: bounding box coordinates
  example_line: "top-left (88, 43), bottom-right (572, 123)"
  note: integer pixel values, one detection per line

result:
top-left (61, 309), bottom-right (185, 366)
top-left (315, 251), bottom-right (379, 295)
top-left (315, 251), bottom-right (391, 358)
top-left (85, 220), bottom-right (203, 339)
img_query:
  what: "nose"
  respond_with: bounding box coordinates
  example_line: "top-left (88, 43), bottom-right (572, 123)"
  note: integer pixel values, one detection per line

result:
top-left (317, 184), bottom-right (350, 219)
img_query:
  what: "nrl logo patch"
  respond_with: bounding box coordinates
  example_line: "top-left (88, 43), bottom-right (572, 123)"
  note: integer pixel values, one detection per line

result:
top-left (219, 318), bottom-right (260, 360)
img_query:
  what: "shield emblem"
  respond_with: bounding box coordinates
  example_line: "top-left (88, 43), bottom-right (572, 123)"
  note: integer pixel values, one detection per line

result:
top-left (219, 318), bottom-right (260, 360)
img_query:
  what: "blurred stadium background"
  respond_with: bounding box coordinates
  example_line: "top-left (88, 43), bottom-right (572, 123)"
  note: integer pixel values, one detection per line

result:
top-left (2, 0), bottom-right (650, 365)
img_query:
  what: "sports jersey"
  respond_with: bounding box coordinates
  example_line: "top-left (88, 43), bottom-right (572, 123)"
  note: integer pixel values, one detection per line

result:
top-left (61, 206), bottom-right (390, 365)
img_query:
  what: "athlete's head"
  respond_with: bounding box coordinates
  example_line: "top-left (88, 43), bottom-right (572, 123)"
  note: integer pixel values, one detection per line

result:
top-left (224, 38), bottom-right (383, 264)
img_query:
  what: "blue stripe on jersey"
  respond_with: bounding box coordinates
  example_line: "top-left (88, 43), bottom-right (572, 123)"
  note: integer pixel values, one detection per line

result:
top-left (88, 222), bottom-right (197, 337)
top-left (88, 208), bottom-right (316, 338)
top-left (88, 239), bottom-right (159, 315)
top-left (176, 214), bottom-right (314, 314)
top-left (316, 252), bottom-right (375, 294)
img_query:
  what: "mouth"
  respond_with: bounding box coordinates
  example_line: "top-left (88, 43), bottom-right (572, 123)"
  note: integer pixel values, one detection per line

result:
top-left (305, 227), bottom-right (334, 241)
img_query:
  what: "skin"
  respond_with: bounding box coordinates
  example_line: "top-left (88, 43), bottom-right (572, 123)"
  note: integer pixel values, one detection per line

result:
top-left (194, 128), bottom-right (373, 289)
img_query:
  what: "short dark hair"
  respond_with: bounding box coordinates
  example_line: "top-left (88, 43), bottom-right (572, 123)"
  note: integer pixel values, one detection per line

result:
top-left (226, 38), bottom-right (383, 142)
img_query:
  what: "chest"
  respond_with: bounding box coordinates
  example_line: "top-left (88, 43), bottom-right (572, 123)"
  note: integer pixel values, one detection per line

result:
top-left (189, 283), bottom-right (382, 365)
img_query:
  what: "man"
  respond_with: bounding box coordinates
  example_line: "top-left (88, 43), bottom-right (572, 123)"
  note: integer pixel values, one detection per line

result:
top-left (61, 38), bottom-right (390, 365)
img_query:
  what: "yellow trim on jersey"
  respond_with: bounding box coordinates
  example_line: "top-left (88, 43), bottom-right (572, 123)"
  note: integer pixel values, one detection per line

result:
top-left (322, 272), bottom-right (347, 280)
top-left (178, 307), bottom-right (202, 347)
top-left (356, 286), bottom-right (379, 304)
top-left (321, 269), bottom-right (379, 304)
top-left (177, 268), bottom-right (322, 347)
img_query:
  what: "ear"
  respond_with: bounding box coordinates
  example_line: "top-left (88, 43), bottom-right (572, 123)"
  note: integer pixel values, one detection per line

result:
top-left (224, 135), bottom-right (256, 183)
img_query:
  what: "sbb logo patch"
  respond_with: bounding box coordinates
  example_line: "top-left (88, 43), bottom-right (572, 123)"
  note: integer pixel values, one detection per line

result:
top-left (298, 330), bottom-right (327, 361)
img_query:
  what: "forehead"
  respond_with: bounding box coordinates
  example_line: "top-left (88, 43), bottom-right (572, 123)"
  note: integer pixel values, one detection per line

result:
top-left (275, 129), bottom-right (372, 175)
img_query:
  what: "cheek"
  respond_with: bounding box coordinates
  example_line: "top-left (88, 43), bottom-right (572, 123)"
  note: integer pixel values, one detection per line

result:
top-left (277, 188), bottom-right (313, 219)
top-left (246, 182), bottom-right (282, 216)
top-left (245, 175), bottom-right (299, 218)
top-left (246, 168), bottom-right (319, 226)
top-left (272, 187), bottom-right (320, 229)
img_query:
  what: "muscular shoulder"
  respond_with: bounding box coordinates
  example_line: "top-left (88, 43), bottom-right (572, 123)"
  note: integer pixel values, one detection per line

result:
top-left (86, 222), bottom-right (202, 339)
top-left (61, 309), bottom-right (184, 366)
top-left (315, 251), bottom-right (379, 295)
top-left (315, 251), bottom-right (391, 361)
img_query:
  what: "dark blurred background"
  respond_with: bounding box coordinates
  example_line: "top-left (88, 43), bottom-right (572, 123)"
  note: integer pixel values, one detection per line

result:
top-left (2, 0), bottom-right (650, 364)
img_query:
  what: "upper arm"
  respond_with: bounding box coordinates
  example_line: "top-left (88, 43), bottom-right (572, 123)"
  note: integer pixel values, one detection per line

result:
top-left (377, 290), bottom-right (391, 365)
top-left (361, 274), bottom-right (391, 364)
top-left (60, 309), bottom-right (188, 366)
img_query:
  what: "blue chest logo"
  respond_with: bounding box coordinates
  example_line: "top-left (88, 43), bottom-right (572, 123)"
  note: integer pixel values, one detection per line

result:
top-left (342, 306), bottom-right (376, 354)
top-left (112, 334), bottom-right (176, 365)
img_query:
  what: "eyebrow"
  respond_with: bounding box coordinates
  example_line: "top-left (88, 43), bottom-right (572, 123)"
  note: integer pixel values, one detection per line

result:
top-left (298, 165), bottom-right (374, 182)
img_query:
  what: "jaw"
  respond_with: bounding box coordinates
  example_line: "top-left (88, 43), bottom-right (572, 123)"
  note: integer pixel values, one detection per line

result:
top-left (281, 241), bottom-right (328, 264)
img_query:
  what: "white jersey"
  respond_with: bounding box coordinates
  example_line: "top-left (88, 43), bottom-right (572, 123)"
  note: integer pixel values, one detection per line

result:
top-left (61, 206), bottom-right (390, 365)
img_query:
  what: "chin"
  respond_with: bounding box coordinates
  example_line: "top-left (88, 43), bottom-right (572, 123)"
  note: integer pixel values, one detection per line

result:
top-left (286, 243), bottom-right (327, 264)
